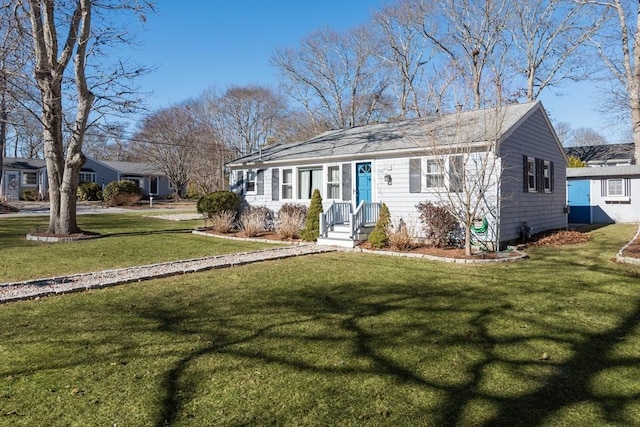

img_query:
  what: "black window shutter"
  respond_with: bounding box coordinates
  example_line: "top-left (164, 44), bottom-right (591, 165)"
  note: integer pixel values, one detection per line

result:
top-left (235, 171), bottom-right (244, 194)
top-left (536, 158), bottom-right (544, 192)
top-left (523, 155), bottom-right (528, 193)
top-left (409, 158), bottom-right (422, 193)
top-left (550, 161), bottom-right (554, 192)
top-left (256, 170), bottom-right (264, 195)
top-left (601, 179), bottom-right (607, 197)
top-left (342, 163), bottom-right (351, 201)
top-left (271, 169), bottom-right (279, 201)
top-left (626, 178), bottom-right (631, 196)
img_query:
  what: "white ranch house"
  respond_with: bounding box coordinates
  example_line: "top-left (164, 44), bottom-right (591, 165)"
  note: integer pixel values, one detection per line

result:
top-left (227, 101), bottom-right (568, 249)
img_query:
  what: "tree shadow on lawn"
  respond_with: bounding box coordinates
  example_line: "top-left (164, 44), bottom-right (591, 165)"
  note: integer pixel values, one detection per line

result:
top-left (141, 268), bottom-right (640, 426)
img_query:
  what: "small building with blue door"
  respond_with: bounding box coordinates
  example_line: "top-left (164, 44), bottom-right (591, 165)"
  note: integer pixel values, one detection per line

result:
top-left (227, 101), bottom-right (567, 248)
top-left (567, 165), bottom-right (640, 224)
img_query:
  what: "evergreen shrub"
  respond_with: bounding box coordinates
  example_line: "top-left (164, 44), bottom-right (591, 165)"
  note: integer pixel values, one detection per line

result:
top-left (301, 189), bottom-right (322, 241)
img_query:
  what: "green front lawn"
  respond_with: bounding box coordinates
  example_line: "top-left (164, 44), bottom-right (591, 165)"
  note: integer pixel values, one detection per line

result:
top-left (0, 213), bottom-right (277, 282)
top-left (0, 223), bottom-right (639, 426)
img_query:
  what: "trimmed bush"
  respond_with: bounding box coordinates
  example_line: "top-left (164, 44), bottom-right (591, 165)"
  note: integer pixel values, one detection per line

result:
top-left (103, 180), bottom-right (142, 206)
top-left (20, 188), bottom-right (39, 201)
top-left (367, 203), bottom-right (391, 249)
top-left (417, 201), bottom-right (459, 247)
top-left (278, 203), bottom-right (308, 218)
top-left (77, 182), bottom-right (102, 201)
top-left (301, 189), bottom-right (323, 242)
top-left (197, 191), bottom-right (242, 222)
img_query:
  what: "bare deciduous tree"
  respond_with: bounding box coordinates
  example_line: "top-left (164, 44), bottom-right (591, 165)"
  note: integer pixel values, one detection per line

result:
top-left (510, 0), bottom-right (608, 102)
top-left (584, 0), bottom-right (640, 162)
top-left (373, 0), bottom-right (434, 119)
top-left (19, 0), bottom-right (152, 234)
top-left (413, 107), bottom-right (506, 256)
top-left (133, 101), bottom-right (226, 197)
top-left (419, 0), bottom-right (513, 109)
top-left (206, 85), bottom-right (286, 156)
top-left (272, 26), bottom-right (392, 129)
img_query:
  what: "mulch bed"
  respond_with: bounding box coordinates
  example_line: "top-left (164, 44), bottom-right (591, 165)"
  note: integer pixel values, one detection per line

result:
top-left (530, 230), bottom-right (591, 247)
top-left (622, 234), bottom-right (640, 258)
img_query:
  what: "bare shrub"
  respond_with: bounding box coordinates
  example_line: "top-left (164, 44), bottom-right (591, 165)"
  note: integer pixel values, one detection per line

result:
top-left (417, 201), bottom-right (460, 248)
top-left (240, 206), bottom-right (274, 237)
top-left (208, 210), bottom-right (237, 233)
top-left (276, 209), bottom-right (306, 240)
top-left (387, 218), bottom-right (414, 251)
top-left (109, 193), bottom-right (140, 207)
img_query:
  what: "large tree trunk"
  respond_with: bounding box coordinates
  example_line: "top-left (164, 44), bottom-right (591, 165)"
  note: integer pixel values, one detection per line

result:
top-left (28, 0), bottom-right (92, 235)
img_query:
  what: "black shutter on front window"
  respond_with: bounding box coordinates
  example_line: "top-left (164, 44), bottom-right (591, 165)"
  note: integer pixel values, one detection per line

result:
top-left (256, 170), bottom-right (264, 195)
top-left (271, 169), bottom-right (279, 201)
top-left (523, 155), bottom-right (528, 193)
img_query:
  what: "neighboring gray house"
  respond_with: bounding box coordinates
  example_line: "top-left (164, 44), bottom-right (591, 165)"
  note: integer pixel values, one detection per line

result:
top-left (565, 143), bottom-right (640, 224)
top-left (2, 157), bottom-right (173, 200)
top-left (227, 101), bottom-right (568, 248)
top-left (2, 158), bottom-right (47, 201)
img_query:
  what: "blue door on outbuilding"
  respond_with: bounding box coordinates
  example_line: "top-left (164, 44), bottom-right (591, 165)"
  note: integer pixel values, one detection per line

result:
top-left (568, 179), bottom-right (591, 223)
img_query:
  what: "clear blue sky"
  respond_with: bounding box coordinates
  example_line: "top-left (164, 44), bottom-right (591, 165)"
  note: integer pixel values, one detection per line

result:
top-left (123, 0), bottom-right (627, 143)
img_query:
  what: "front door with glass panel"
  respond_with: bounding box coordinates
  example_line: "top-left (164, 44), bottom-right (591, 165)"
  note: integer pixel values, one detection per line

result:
top-left (356, 162), bottom-right (372, 205)
top-left (4, 172), bottom-right (19, 200)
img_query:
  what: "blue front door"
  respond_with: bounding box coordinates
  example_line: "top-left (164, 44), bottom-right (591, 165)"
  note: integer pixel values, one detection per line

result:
top-left (568, 179), bottom-right (591, 223)
top-left (356, 162), bottom-right (372, 205)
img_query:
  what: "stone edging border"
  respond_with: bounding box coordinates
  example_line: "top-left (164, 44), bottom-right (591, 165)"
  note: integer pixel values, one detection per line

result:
top-left (193, 230), bottom-right (528, 264)
top-left (337, 246), bottom-right (528, 263)
top-left (616, 225), bottom-right (640, 266)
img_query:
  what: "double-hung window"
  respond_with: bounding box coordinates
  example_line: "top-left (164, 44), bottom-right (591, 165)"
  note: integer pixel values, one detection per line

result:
top-left (327, 166), bottom-right (340, 199)
top-left (602, 178), bottom-right (630, 202)
top-left (543, 161), bottom-right (551, 192)
top-left (245, 171), bottom-right (256, 193)
top-left (527, 157), bottom-right (536, 192)
top-left (22, 172), bottom-right (37, 186)
top-left (425, 159), bottom-right (445, 189)
top-left (281, 169), bottom-right (293, 199)
top-left (79, 172), bottom-right (96, 183)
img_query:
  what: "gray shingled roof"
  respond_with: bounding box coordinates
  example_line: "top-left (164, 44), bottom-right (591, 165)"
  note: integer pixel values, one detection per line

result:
top-left (567, 165), bottom-right (640, 178)
top-left (100, 160), bottom-right (163, 176)
top-left (3, 158), bottom-right (46, 170)
top-left (228, 101), bottom-right (542, 166)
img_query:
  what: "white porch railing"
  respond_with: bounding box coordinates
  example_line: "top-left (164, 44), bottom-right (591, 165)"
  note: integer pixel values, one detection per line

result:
top-left (320, 201), bottom-right (380, 239)
top-left (320, 202), bottom-right (352, 236)
top-left (351, 201), bottom-right (380, 238)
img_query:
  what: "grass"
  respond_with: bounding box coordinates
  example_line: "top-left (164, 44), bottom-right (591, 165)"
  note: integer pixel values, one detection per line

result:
top-left (0, 221), bottom-right (639, 426)
top-left (0, 213), bottom-right (278, 283)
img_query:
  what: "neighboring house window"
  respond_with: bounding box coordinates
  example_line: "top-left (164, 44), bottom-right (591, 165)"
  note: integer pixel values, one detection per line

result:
top-left (79, 172), bottom-right (96, 183)
top-left (425, 159), bottom-right (444, 188)
top-left (124, 177), bottom-right (145, 190)
top-left (22, 172), bottom-right (37, 186)
top-left (527, 157), bottom-right (536, 192)
top-left (282, 169), bottom-right (293, 199)
top-left (608, 179), bottom-right (624, 196)
top-left (327, 166), bottom-right (340, 199)
top-left (603, 178), bottom-right (631, 198)
top-left (298, 167), bottom-right (322, 199)
top-left (246, 171), bottom-right (257, 193)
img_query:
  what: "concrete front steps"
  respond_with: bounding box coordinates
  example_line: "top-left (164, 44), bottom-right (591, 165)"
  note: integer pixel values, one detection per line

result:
top-left (317, 224), bottom-right (374, 248)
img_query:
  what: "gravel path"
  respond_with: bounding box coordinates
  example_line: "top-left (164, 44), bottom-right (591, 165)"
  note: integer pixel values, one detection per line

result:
top-left (0, 245), bottom-right (335, 304)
